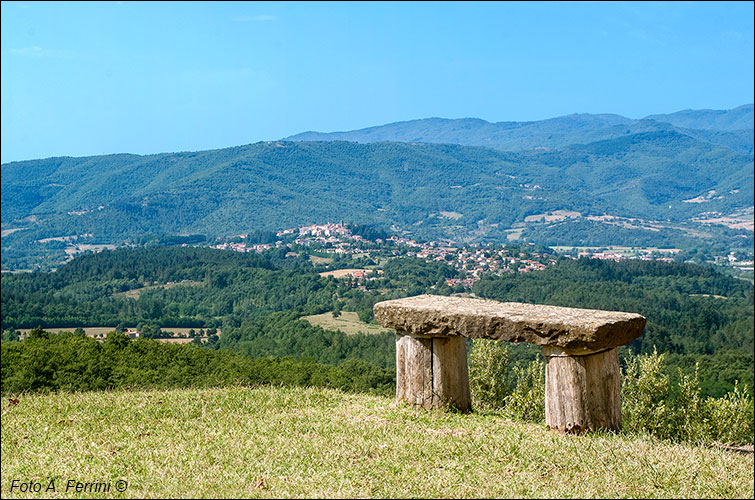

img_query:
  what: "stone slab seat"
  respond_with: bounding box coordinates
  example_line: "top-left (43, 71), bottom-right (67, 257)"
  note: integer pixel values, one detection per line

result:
top-left (373, 294), bottom-right (646, 433)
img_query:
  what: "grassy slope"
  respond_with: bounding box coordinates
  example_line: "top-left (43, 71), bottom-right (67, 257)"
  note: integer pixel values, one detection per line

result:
top-left (1, 385), bottom-right (753, 499)
top-left (301, 311), bottom-right (394, 336)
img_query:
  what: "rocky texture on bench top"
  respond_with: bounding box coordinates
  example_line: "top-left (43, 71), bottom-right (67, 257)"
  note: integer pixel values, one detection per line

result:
top-left (374, 294), bottom-right (645, 354)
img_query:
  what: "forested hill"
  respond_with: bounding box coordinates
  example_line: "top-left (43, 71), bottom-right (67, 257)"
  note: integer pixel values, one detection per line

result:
top-left (2, 246), bottom-right (752, 397)
top-left (2, 130), bottom-right (753, 268)
top-left (645, 104), bottom-right (754, 132)
top-left (287, 104), bottom-right (754, 154)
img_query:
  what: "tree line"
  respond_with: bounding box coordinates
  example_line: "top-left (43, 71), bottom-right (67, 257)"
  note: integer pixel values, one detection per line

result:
top-left (2, 246), bottom-right (752, 397)
top-left (1, 329), bottom-right (393, 396)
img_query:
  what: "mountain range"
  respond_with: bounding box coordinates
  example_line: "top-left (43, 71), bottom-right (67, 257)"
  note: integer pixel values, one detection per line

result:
top-left (287, 104), bottom-right (754, 154)
top-left (1, 105), bottom-right (753, 270)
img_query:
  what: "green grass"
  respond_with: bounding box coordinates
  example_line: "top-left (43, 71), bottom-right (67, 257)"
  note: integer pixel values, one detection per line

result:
top-left (308, 255), bottom-right (334, 265)
top-left (111, 281), bottom-right (205, 299)
top-left (301, 311), bottom-right (394, 336)
top-left (2, 385), bottom-right (753, 498)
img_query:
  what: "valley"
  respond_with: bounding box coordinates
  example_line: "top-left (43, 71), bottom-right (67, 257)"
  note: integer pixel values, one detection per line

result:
top-left (2, 107), bottom-right (752, 273)
top-left (3, 4), bottom-right (753, 498)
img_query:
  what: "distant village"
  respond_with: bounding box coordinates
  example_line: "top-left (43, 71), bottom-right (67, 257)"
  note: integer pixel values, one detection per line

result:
top-left (8, 221), bottom-right (752, 341)
top-left (207, 222), bottom-right (724, 288)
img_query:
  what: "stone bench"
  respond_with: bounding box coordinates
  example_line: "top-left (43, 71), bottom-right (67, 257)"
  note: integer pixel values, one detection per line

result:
top-left (373, 294), bottom-right (646, 433)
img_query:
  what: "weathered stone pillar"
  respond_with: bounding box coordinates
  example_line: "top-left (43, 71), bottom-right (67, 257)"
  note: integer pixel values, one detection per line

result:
top-left (543, 346), bottom-right (622, 432)
top-left (395, 333), bottom-right (471, 412)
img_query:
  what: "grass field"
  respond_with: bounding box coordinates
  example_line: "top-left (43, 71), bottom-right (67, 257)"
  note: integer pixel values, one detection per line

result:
top-left (308, 255), bottom-right (334, 265)
top-left (15, 327), bottom-right (116, 338)
top-left (301, 311), bottom-right (394, 335)
top-left (15, 327), bottom-right (219, 343)
top-left (111, 281), bottom-right (204, 299)
top-left (1, 385), bottom-right (752, 498)
top-left (549, 246), bottom-right (681, 255)
top-left (318, 268), bottom-right (375, 278)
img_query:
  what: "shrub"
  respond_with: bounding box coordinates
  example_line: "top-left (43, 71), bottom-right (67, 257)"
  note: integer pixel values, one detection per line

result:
top-left (469, 341), bottom-right (754, 445)
top-left (621, 347), bottom-right (672, 438)
top-left (703, 381), bottom-right (754, 444)
top-left (621, 347), bottom-right (754, 445)
top-left (504, 358), bottom-right (545, 423)
top-left (469, 339), bottom-right (510, 410)
top-left (469, 339), bottom-right (544, 422)
top-left (1, 330), bottom-right (394, 397)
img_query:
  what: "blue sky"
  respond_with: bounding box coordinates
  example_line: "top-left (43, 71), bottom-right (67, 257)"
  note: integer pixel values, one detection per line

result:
top-left (1, 1), bottom-right (753, 163)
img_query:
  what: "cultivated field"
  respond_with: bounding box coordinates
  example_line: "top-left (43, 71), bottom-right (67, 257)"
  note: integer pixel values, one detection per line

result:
top-left (550, 246), bottom-right (681, 256)
top-left (15, 327), bottom-right (219, 343)
top-left (439, 211), bottom-right (463, 220)
top-left (1, 385), bottom-right (752, 498)
top-left (318, 268), bottom-right (375, 279)
top-left (301, 311), bottom-right (393, 336)
top-left (15, 327), bottom-right (115, 338)
top-left (64, 244), bottom-right (118, 257)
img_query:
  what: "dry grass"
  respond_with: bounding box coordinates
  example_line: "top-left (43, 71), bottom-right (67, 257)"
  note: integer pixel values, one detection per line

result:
top-left (318, 269), bottom-right (374, 279)
top-left (1, 385), bottom-right (753, 499)
top-left (301, 312), bottom-right (393, 336)
top-left (14, 327), bottom-right (217, 343)
top-left (15, 327), bottom-right (115, 338)
top-left (438, 211), bottom-right (463, 220)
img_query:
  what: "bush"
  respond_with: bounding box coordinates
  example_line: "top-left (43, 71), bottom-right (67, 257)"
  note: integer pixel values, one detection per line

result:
top-left (470, 341), bottom-right (754, 445)
top-left (0, 330), bottom-right (394, 397)
top-left (505, 359), bottom-right (545, 422)
top-left (621, 347), bottom-right (671, 438)
top-left (469, 339), bottom-right (544, 422)
top-left (705, 382), bottom-right (755, 444)
top-left (621, 347), bottom-right (754, 445)
top-left (469, 339), bottom-right (510, 410)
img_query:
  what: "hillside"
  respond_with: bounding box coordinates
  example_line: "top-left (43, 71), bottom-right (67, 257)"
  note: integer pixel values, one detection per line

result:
top-left (646, 104), bottom-right (755, 132)
top-left (2, 131), bottom-right (752, 270)
top-left (2, 385), bottom-right (753, 499)
top-left (286, 104), bottom-right (754, 153)
top-left (2, 247), bottom-right (752, 397)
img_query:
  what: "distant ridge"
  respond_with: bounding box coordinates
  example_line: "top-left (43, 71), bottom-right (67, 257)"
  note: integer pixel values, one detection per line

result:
top-left (645, 104), bottom-right (754, 132)
top-left (2, 105), bottom-right (753, 271)
top-left (2, 130), bottom-right (751, 241)
top-left (285, 105), bottom-right (754, 154)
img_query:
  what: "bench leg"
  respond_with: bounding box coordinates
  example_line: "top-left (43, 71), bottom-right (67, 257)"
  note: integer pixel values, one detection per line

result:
top-left (396, 333), bottom-right (471, 412)
top-left (543, 347), bottom-right (622, 433)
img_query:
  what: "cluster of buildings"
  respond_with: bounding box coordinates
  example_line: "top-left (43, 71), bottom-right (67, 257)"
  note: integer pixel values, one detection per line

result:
top-left (274, 223), bottom-right (368, 253)
top-left (575, 249), bottom-right (677, 262)
top-left (210, 241), bottom-right (276, 253)
top-left (209, 222), bottom-right (734, 287)
top-left (723, 252), bottom-right (755, 272)
top-left (444, 278), bottom-right (478, 288)
top-left (211, 223), bottom-right (372, 255)
top-left (399, 242), bottom-right (553, 281)
top-left (295, 223), bottom-right (354, 238)
top-left (211, 223), bottom-right (558, 288)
